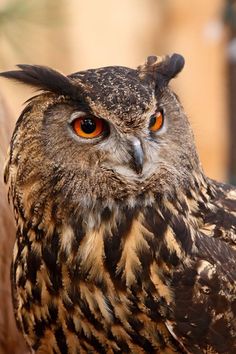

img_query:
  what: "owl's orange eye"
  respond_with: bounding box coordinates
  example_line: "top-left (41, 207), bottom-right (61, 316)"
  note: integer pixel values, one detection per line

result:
top-left (73, 116), bottom-right (104, 138)
top-left (149, 111), bottom-right (164, 132)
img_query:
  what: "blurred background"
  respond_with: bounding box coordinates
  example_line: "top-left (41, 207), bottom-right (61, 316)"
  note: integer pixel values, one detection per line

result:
top-left (0, 0), bottom-right (235, 353)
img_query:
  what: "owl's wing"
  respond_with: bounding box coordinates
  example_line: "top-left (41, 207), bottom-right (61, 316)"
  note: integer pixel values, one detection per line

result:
top-left (163, 181), bottom-right (236, 352)
top-left (200, 179), bottom-right (236, 249)
top-left (168, 227), bottom-right (236, 353)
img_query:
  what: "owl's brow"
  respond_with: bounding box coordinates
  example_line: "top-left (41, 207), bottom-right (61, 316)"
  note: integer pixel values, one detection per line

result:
top-left (0, 64), bottom-right (85, 104)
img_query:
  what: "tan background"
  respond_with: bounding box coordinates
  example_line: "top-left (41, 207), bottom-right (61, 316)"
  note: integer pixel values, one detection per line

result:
top-left (0, 0), bottom-right (231, 353)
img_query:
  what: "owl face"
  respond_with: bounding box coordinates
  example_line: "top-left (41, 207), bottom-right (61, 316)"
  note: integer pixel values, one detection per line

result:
top-left (3, 55), bottom-right (201, 213)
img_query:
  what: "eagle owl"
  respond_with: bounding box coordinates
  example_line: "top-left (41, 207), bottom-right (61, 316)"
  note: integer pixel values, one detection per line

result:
top-left (1, 54), bottom-right (236, 354)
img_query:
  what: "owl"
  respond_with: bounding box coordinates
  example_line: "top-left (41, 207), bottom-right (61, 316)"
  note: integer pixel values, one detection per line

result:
top-left (1, 54), bottom-right (236, 354)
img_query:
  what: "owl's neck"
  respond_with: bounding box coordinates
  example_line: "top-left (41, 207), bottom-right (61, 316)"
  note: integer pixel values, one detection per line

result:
top-left (76, 170), bottom-right (211, 232)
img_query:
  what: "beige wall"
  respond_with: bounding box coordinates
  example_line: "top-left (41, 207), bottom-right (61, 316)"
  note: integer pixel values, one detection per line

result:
top-left (163, 0), bottom-right (228, 181)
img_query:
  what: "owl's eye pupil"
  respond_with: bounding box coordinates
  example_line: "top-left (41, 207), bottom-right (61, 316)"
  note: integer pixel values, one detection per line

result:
top-left (80, 118), bottom-right (96, 134)
top-left (72, 115), bottom-right (105, 139)
top-left (149, 116), bottom-right (156, 128)
top-left (149, 111), bottom-right (164, 132)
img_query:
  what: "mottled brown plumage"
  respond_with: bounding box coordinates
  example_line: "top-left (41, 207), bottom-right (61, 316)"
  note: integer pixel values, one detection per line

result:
top-left (1, 54), bottom-right (236, 354)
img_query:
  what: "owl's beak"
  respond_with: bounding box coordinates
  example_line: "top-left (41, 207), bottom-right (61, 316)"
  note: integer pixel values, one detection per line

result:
top-left (128, 137), bottom-right (144, 175)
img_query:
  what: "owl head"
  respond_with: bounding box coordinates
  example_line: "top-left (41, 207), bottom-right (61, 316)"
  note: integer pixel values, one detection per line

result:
top-left (1, 54), bottom-right (201, 218)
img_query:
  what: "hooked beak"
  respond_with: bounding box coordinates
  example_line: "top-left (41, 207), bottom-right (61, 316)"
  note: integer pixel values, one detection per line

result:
top-left (128, 137), bottom-right (144, 175)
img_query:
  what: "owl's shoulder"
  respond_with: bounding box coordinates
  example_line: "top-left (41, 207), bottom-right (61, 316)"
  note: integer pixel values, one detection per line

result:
top-left (199, 178), bottom-right (236, 248)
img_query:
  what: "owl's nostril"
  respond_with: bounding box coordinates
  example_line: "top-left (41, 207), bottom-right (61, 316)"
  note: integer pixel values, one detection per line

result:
top-left (128, 137), bottom-right (144, 175)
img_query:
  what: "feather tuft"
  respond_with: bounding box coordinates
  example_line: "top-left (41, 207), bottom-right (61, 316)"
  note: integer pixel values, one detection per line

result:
top-left (0, 64), bottom-right (81, 100)
top-left (138, 53), bottom-right (185, 89)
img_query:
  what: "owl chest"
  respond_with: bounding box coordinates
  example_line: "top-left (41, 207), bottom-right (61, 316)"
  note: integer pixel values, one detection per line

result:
top-left (12, 216), bottom-right (181, 353)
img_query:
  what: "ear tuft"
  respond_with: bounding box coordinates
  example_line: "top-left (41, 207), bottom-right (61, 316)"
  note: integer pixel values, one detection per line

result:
top-left (161, 53), bottom-right (185, 81)
top-left (0, 64), bottom-right (80, 99)
top-left (138, 53), bottom-right (185, 88)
